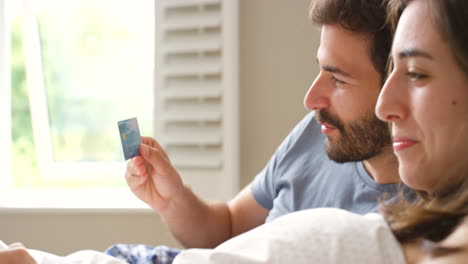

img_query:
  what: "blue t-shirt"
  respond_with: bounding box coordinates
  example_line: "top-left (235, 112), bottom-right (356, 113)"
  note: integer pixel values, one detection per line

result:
top-left (251, 112), bottom-right (401, 223)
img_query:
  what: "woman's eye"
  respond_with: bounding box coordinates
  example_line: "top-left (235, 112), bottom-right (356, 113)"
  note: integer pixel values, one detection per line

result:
top-left (406, 71), bottom-right (428, 82)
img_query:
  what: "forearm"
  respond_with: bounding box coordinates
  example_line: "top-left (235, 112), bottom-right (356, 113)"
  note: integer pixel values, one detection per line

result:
top-left (160, 185), bottom-right (233, 249)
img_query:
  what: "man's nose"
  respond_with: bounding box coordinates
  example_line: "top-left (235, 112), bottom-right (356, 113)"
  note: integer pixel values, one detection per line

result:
top-left (304, 73), bottom-right (330, 111)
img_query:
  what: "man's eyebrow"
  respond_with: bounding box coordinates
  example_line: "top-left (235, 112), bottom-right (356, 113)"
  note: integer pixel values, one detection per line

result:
top-left (322, 65), bottom-right (353, 78)
top-left (315, 57), bottom-right (354, 78)
top-left (398, 48), bottom-right (434, 60)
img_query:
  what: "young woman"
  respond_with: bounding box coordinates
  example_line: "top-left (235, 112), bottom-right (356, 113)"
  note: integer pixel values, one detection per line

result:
top-left (172, 0), bottom-right (468, 263)
top-left (376, 0), bottom-right (468, 262)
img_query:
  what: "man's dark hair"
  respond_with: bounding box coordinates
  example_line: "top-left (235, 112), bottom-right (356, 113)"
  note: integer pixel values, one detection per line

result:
top-left (309, 0), bottom-right (392, 82)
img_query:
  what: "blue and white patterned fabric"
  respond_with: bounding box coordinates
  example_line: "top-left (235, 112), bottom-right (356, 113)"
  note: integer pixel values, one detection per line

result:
top-left (105, 244), bottom-right (181, 264)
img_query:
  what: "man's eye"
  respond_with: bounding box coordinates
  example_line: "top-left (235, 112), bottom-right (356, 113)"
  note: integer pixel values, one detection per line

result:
top-left (406, 71), bottom-right (428, 82)
top-left (332, 76), bottom-right (346, 85)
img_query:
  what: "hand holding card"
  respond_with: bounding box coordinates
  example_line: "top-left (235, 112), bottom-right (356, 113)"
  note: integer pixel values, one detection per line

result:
top-left (118, 117), bottom-right (142, 160)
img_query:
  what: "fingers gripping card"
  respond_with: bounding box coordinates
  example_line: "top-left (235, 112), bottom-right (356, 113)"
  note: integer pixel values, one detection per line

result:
top-left (118, 117), bottom-right (142, 160)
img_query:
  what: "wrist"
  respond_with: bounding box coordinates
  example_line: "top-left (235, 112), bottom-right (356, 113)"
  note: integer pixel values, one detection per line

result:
top-left (159, 184), bottom-right (192, 216)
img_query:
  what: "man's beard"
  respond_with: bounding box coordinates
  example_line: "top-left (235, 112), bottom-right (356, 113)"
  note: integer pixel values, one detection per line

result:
top-left (315, 109), bottom-right (392, 163)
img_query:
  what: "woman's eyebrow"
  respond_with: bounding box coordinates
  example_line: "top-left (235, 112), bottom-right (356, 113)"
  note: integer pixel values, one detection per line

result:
top-left (397, 48), bottom-right (434, 60)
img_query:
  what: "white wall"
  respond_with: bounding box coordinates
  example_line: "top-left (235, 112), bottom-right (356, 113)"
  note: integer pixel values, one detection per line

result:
top-left (0, 0), bottom-right (319, 255)
top-left (0, 209), bottom-right (179, 254)
top-left (239, 0), bottom-right (318, 187)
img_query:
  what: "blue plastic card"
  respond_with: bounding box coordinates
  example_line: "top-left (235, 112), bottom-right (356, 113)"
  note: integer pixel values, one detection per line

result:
top-left (118, 117), bottom-right (142, 160)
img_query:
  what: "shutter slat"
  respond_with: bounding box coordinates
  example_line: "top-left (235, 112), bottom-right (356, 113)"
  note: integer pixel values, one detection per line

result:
top-left (162, 64), bottom-right (222, 77)
top-left (163, 112), bottom-right (222, 123)
top-left (163, 16), bottom-right (221, 32)
top-left (163, 40), bottom-right (221, 54)
top-left (163, 0), bottom-right (220, 9)
top-left (163, 88), bottom-right (222, 100)
top-left (165, 132), bottom-right (222, 145)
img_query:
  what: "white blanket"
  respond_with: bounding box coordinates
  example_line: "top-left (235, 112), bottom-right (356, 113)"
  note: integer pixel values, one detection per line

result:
top-left (174, 208), bottom-right (407, 264)
top-left (0, 241), bottom-right (125, 264)
top-left (27, 249), bottom-right (126, 264)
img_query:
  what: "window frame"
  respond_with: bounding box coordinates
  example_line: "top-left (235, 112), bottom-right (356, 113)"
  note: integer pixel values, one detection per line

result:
top-left (1, 0), bottom-right (240, 208)
top-left (0, 0), bottom-right (12, 194)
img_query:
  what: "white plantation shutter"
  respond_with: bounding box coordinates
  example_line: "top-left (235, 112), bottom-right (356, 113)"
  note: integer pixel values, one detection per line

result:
top-left (154, 0), bottom-right (239, 200)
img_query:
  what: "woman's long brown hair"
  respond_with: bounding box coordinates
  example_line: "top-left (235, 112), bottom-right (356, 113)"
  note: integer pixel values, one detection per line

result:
top-left (381, 182), bottom-right (468, 243)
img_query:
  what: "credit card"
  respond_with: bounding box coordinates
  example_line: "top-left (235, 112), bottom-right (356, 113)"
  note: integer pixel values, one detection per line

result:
top-left (118, 117), bottom-right (142, 160)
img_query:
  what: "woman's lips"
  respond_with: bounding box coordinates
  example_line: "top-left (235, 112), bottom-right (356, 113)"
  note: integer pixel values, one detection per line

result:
top-left (320, 123), bottom-right (337, 134)
top-left (392, 137), bottom-right (417, 151)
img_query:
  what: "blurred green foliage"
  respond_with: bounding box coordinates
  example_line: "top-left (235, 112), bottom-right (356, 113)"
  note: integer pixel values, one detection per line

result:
top-left (11, 18), bottom-right (39, 187)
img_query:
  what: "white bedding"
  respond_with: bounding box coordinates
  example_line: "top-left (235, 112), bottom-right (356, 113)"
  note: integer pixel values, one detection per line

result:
top-left (174, 208), bottom-right (406, 264)
top-left (28, 249), bottom-right (126, 264)
top-left (0, 240), bottom-right (125, 264)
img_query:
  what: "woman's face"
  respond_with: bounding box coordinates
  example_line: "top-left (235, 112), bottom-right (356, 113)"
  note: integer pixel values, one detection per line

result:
top-left (376, 0), bottom-right (468, 192)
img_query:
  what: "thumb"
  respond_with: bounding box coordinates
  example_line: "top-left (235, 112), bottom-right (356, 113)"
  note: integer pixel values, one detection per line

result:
top-left (139, 143), bottom-right (169, 171)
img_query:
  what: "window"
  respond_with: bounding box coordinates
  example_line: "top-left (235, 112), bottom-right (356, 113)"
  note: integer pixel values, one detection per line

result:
top-left (1, 0), bottom-right (154, 207)
top-left (1, 0), bottom-right (239, 208)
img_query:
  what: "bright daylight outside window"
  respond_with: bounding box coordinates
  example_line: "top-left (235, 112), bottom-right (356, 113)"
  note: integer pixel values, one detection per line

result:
top-left (4, 0), bottom-right (154, 207)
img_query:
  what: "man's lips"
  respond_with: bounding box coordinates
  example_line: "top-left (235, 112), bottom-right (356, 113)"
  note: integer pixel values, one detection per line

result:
top-left (392, 137), bottom-right (418, 151)
top-left (320, 122), bottom-right (337, 135)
